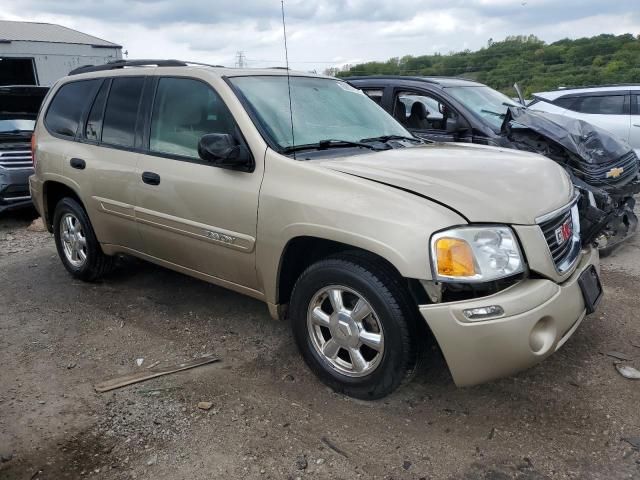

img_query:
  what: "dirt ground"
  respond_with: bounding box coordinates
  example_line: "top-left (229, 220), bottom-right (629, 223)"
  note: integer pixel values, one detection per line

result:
top-left (1, 209), bottom-right (639, 480)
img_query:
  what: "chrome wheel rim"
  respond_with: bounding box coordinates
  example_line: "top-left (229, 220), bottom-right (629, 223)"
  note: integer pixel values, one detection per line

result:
top-left (60, 213), bottom-right (87, 268)
top-left (307, 285), bottom-right (384, 378)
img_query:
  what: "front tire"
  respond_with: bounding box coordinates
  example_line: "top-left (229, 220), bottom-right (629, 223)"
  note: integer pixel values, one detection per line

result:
top-left (290, 253), bottom-right (418, 400)
top-left (53, 197), bottom-right (115, 281)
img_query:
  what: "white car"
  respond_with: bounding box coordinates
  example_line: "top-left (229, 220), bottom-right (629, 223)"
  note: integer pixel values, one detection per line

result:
top-left (529, 85), bottom-right (640, 152)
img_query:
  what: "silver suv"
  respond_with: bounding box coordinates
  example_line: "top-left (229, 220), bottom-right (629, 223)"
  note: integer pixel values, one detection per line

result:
top-left (530, 85), bottom-right (640, 152)
top-left (29, 60), bottom-right (602, 399)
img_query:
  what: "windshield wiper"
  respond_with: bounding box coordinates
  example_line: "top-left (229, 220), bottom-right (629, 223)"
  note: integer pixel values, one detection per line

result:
top-left (282, 139), bottom-right (389, 154)
top-left (360, 134), bottom-right (423, 144)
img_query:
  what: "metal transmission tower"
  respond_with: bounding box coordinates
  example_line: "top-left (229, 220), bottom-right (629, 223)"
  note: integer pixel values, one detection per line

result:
top-left (235, 51), bottom-right (246, 68)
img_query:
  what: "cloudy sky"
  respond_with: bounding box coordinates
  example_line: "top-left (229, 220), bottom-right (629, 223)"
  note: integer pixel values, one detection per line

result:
top-left (2, 0), bottom-right (639, 72)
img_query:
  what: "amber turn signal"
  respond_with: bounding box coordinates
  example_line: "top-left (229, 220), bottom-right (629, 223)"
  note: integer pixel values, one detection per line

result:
top-left (435, 237), bottom-right (476, 277)
top-left (31, 133), bottom-right (37, 168)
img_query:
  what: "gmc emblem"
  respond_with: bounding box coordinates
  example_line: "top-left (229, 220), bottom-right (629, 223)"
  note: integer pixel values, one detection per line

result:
top-left (555, 219), bottom-right (572, 245)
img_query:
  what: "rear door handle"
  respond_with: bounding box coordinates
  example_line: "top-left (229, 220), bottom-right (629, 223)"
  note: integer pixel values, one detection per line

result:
top-left (141, 171), bottom-right (161, 186)
top-left (70, 158), bottom-right (86, 170)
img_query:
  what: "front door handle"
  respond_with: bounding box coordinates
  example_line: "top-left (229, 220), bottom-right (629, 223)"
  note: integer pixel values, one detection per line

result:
top-left (633, 124), bottom-right (640, 127)
top-left (141, 171), bottom-right (161, 186)
top-left (70, 158), bottom-right (86, 170)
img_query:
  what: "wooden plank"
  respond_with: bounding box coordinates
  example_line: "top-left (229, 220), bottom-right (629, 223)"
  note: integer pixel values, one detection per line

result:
top-left (94, 355), bottom-right (220, 393)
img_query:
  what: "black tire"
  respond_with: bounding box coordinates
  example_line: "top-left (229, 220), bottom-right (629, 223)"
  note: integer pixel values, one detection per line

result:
top-left (290, 252), bottom-right (419, 400)
top-left (53, 197), bottom-right (115, 281)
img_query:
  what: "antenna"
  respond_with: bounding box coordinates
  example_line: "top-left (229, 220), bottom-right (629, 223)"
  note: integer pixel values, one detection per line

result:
top-left (281, 0), bottom-right (296, 158)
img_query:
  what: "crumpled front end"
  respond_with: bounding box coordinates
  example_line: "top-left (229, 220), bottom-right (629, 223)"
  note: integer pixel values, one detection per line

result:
top-left (498, 107), bottom-right (640, 253)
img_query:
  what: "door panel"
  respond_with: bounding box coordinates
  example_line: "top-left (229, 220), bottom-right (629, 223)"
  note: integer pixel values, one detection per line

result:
top-left (135, 156), bottom-right (262, 289)
top-left (82, 146), bottom-right (144, 251)
top-left (134, 77), bottom-right (263, 290)
top-left (562, 94), bottom-right (631, 144)
top-left (567, 111), bottom-right (631, 143)
top-left (79, 77), bottom-right (145, 251)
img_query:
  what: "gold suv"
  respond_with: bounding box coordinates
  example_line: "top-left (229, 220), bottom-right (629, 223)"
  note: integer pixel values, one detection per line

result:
top-left (29, 60), bottom-right (602, 399)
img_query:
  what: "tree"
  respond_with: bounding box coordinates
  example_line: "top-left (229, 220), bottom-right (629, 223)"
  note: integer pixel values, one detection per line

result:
top-left (337, 34), bottom-right (640, 96)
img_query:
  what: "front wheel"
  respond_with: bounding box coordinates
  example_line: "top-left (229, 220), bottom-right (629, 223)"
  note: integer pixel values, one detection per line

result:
top-left (290, 253), bottom-right (418, 400)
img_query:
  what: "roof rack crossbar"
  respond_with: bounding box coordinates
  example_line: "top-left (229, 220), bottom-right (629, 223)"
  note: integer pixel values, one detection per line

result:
top-left (68, 59), bottom-right (188, 76)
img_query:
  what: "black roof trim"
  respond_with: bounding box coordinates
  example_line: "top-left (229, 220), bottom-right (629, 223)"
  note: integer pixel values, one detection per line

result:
top-left (345, 75), bottom-right (440, 84)
top-left (556, 83), bottom-right (640, 90)
top-left (68, 59), bottom-right (188, 76)
top-left (344, 75), bottom-right (482, 86)
top-left (68, 59), bottom-right (229, 76)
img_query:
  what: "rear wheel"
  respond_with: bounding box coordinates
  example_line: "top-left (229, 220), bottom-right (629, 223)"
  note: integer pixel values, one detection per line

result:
top-left (290, 253), bottom-right (418, 399)
top-left (53, 197), bottom-right (115, 281)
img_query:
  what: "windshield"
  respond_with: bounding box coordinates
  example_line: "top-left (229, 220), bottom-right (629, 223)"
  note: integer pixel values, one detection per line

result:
top-left (0, 119), bottom-right (35, 133)
top-left (445, 86), bottom-right (521, 132)
top-left (229, 76), bottom-right (410, 151)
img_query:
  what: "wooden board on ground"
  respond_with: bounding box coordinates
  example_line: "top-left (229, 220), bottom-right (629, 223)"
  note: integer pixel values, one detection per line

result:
top-left (94, 355), bottom-right (220, 393)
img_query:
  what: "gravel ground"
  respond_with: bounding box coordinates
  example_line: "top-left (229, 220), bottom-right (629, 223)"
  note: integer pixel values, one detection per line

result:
top-left (1, 209), bottom-right (639, 480)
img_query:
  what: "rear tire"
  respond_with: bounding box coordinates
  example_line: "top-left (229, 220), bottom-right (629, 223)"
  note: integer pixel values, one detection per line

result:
top-left (53, 197), bottom-right (115, 281)
top-left (290, 252), bottom-right (418, 400)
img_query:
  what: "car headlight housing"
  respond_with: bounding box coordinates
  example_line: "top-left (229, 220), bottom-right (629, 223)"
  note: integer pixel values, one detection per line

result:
top-left (430, 226), bottom-right (524, 282)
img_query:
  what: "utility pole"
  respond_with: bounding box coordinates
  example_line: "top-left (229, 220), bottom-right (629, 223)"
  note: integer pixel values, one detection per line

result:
top-left (235, 51), bottom-right (246, 68)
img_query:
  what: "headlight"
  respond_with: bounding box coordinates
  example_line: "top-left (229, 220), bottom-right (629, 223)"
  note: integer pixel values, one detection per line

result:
top-left (430, 226), bottom-right (524, 282)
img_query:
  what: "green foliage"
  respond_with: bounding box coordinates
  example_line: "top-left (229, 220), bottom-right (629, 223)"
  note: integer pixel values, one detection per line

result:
top-left (336, 34), bottom-right (640, 96)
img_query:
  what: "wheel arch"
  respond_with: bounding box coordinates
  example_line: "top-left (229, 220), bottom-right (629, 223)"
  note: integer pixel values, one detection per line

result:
top-left (273, 235), bottom-right (428, 317)
top-left (42, 180), bottom-right (85, 232)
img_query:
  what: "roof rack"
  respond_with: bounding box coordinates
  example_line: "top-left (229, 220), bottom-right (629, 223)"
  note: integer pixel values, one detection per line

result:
top-left (68, 59), bottom-right (190, 76)
top-left (556, 83), bottom-right (640, 90)
top-left (343, 75), bottom-right (479, 85)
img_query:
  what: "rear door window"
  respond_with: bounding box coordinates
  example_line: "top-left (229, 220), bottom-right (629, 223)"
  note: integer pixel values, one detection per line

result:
top-left (362, 89), bottom-right (384, 105)
top-left (573, 95), bottom-right (626, 115)
top-left (45, 79), bottom-right (100, 137)
top-left (101, 77), bottom-right (144, 147)
top-left (84, 80), bottom-right (109, 142)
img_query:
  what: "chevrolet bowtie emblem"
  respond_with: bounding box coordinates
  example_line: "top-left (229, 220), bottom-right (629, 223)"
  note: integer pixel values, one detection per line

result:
top-left (606, 167), bottom-right (624, 178)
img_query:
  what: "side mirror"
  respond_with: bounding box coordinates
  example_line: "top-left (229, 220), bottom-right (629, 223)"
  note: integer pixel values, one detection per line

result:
top-left (446, 116), bottom-right (469, 134)
top-left (198, 133), bottom-right (252, 171)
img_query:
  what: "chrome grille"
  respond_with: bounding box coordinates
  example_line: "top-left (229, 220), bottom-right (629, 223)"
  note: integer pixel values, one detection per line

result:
top-left (538, 200), bottom-right (581, 274)
top-left (0, 147), bottom-right (33, 170)
top-left (580, 150), bottom-right (639, 186)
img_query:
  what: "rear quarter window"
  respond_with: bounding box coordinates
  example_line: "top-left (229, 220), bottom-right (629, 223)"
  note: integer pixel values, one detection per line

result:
top-left (44, 79), bottom-right (101, 137)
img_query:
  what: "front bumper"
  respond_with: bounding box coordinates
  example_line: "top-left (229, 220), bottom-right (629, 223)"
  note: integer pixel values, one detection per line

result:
top-left (420, 246), bottom-right (599, 386)
top-left (0, 168), bottom-right (34, 212)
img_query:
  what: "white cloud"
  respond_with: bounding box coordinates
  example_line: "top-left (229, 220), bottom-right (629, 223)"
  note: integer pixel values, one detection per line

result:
top-left (0, 1), bottom-right (638, 72)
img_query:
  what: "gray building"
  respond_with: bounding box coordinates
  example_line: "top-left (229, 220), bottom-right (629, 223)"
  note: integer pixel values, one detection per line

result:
top-left (0, 20), bottom-right (122, 86)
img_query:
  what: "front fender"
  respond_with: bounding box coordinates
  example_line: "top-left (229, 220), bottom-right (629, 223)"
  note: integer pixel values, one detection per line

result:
top-left (256, 150), bottom-right (466, 304)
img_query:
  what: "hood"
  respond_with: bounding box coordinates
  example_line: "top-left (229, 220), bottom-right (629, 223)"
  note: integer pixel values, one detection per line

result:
top-left (0, 86), bottom-right (49, 117)
top-left (503, 107), bottom-right (633, 165)
top-left (316, 143), bottom-right (574, 225)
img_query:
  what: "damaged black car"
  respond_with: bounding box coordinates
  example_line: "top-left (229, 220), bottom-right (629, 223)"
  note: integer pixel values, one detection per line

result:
top-left (0, 85), bottom-right (49, 213)
top-left (347, 76), bottom-right (640, 255)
